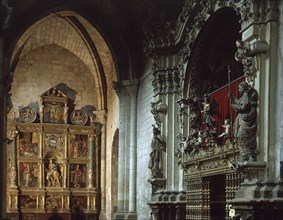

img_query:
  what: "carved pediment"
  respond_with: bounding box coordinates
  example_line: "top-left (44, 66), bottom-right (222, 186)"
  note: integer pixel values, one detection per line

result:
top-left (40, 87), bottom-right (68, 124)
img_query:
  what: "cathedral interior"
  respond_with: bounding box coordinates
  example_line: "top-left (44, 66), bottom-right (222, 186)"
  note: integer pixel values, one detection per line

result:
top-left (1, 0), bottom-right (283, 220)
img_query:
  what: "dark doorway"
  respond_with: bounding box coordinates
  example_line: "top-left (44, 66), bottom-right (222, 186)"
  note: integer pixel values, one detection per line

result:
top-left (208, 174), bottom-right (226, 220)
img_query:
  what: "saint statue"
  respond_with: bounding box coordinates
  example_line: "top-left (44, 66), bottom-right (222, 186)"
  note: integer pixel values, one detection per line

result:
top-left (230, 81), bottom-right (258, 161)
top-left (148, 125), bottom-right (166, 178)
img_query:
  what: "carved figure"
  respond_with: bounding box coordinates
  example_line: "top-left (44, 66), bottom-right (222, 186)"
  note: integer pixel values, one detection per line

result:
top-left (63, 106), bottom-right (68, 124)
top-left (179, 136), bottom-right (190, 153)
top-left (23, 163), bottom-right (33, 187)
top-left (148, 125), bottom-right (166, 178)
top-left (230, 81), bottom-right (258, 161)
top-left (235, 40), bottom-right (249, 62)
top-left (201, 94), bottom-right (215, 130)
top-left (48, 87), bottom-right (60, 96)
top-left (40, 105), bottom-right (44, 123)
top-left (46, 159), bottom-right (62, 187)
top-left (189, 131), bottom-right (202, 155)
top-left (72, 164), bottom-right (83, 188)
top-left (218, 119), bottom-right (231, 138)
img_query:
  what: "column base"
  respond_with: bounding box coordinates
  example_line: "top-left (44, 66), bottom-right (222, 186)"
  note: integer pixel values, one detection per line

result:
top-left (112, 212), bottom-right (126, 220)
top-left (125, 212), bottom-right (137, 220)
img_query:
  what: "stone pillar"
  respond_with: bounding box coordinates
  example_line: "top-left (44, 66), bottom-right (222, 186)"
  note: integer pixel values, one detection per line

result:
top-left (112, 81), bottom-right (130, 219)
top-left (95, 111), bottom-right (107, 216)
top-left (125, 80), bottom-right (138, 219)
top-left (165, 91), bottom-right (182, 191)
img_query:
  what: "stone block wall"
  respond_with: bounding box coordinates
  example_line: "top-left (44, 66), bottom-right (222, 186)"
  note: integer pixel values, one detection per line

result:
top-left (9, 44), bottom-right (98, 121)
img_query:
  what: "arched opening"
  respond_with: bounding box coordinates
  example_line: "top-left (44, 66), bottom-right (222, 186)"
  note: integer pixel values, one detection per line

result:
top-left (182, 8), bottom-right (244, 220)
top-left (185, 7), bottom-right (242, 98)
top-left (5, 9), bottom-right (120, 219)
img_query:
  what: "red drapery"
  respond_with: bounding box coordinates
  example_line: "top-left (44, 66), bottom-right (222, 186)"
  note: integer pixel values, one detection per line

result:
top-left (209, 77), bottom-right (244, 135)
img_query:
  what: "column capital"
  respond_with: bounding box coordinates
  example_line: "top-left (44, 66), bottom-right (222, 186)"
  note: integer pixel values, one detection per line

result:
top-left (93, 110), bottom-right (107, 125)
top-left (113, 81), bottom-right (127, 99)
top-left (123, 79), bottom-right (139, 99)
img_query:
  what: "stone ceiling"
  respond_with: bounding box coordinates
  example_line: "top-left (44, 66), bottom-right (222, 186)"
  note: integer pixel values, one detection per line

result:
top-left (1, 0), bottom-right (184, 80)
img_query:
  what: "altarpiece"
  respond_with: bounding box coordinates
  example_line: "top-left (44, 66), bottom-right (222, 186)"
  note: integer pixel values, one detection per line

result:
top-left (6, 87), bottom-right (100, 218)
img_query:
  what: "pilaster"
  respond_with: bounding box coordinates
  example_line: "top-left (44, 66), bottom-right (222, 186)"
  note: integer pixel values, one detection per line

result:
top-left (112, 81), bottom-right (130, 219)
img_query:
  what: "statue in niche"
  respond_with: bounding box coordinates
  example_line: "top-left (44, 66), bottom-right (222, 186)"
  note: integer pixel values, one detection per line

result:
top-left (230, 81), bottom-right (258, 161)
top-left (19, 162), bottom-right (38, 187)
top-left (148, 125), bottom-right (166, 178)
top-left (70, 164), bottom-right (86, 188)
top-left (23, 163), bottom-right (33, 187)
top-left (45, 159), bottom-right (62, 187)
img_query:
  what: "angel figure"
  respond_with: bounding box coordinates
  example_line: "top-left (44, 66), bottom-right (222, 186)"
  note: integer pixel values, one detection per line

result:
top-left (218, 119), bottom-right (231, 138)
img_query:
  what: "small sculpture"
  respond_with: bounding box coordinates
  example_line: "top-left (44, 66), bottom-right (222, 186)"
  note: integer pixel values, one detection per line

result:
top-left (71, 164), bottom-right (84, 188)
top-left (23, 163), bottom-right (33, 187)
top-left (45, 159), bottom-right (62, 187)
top-left (189, 131), bottom-right (202, 155)
top-left (201, 94), bottom-right (215, 130)
top-left (218, 119), bottom-right (231, 139)
top-left (230, 81), bottom-right (258, 161)
top-left (148, 125), bottom-right (166, 178)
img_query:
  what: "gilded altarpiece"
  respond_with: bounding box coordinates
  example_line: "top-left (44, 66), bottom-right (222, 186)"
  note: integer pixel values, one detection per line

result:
top-left (6, 88), bottom-right (100, 219)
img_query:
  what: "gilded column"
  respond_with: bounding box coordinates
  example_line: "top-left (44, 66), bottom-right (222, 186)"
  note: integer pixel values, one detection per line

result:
top-left (88, 134), bottom-right (95, 188)
top-left (9, 128), bottom-right (18, 187)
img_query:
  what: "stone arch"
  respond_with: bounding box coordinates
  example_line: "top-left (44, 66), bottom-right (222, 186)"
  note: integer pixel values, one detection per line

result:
top-left (5, 9), bottom-right (121, 218)
top-left (183, 7), bottom-right (242, 98)
top-left (9, 10), bottom-right (116, 111)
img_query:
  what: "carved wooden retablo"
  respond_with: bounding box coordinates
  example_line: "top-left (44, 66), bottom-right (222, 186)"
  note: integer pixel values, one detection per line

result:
top-left (6, 87), bottom-right (100, 217)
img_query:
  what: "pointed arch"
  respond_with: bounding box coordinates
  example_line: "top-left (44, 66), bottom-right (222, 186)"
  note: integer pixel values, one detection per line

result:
top-left (9, 10), bottom-right (117, 110)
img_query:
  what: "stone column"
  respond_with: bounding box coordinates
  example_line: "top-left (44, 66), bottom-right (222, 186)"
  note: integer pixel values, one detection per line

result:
top-left (94, 111), bottom-right (107, 215)
top-left (112, 81), bottom-right (130, 219)
top-left (124, 80), bottom-right (138, 219)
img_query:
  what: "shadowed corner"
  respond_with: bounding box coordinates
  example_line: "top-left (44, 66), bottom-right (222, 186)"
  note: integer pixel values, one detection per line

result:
top-left (48, 208), bottom-right (63, 220)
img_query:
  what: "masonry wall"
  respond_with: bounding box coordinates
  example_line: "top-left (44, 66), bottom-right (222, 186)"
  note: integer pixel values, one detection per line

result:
top-left (136, 62), bottom-right (154, 220)
top-left (9, 44), bottom-right (98, 121)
